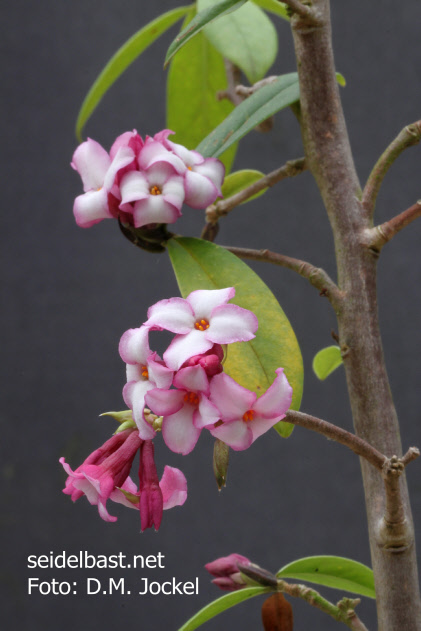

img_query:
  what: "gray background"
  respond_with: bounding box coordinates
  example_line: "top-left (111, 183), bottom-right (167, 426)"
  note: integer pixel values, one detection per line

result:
top-left (2, 1), bottom-right (421, 629)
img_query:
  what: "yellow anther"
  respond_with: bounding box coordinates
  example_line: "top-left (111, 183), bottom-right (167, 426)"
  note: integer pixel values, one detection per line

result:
top-left (194, 318), bottom-right (210, 331)
top-left (242, 410), bottom-right (255, 423)
top-left (184, 391), bottom-right (199, 406)
top-left (141, 365), bottom-right (149, 379)
top-left (150, 185), bottom-right (161, 195)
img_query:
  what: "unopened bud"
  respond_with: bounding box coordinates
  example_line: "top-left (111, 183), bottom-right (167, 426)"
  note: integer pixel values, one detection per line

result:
top-left (213, 439), bottom-right (229, 490)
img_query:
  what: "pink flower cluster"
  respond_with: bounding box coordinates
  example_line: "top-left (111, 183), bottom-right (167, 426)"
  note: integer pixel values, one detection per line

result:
top-left (60, 287), bottom-right (292, 530)
top-left (121, 287), bottom-right (293, 455)
top-left (60, 430), bottom-right (187, 529)
top-left (71, 129), bottom-right (225, 229)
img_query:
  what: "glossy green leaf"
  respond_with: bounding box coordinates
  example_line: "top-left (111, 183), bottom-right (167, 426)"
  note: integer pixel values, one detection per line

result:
top-left (252, 0), bottom-right (289, 20)
top-left (165, 0), bottom-right (247, 67)
top-left (277, 556), bottom-right (375, 599)
top-left (312, 346), bottom-right (343, 380)
top-left (196, 73), bottom-right (300, 158)
top-left (167, 9), bottom-right (237, 174)
top-left (167, 237), bottom-right (303, 437)
top-left (221, 169), bottom-right (266, 203)
top-left (75, 6), bottom-right (191, 140)
top-left (178, 587), bottom-right (270, 631)
top-left (198, 0), bottom-right (278, 84)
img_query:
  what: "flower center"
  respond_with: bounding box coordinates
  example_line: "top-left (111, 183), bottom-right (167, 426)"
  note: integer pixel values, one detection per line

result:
top-left (184, 391), bottom-right (200, 406)
top-left (140, 365), bottom-right (149, 379)
top-left (187, 166), bottom-right (193, 171)
top-left (150, 185), bottom-right (162, 196)
top-left (194, 318), bottom-right (210, 331)
top-left (242, 410), bottom-right (255, 423)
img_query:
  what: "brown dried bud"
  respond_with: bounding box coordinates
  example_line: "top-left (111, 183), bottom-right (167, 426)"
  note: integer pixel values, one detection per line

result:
top-left (261, 593), bottom-right (294, 631)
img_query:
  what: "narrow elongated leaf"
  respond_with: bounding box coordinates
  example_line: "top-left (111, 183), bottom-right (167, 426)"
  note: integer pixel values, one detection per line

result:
top-left (167, 237), bottom-right (303, 437)
top-left (178, 587), bottom-right (270, 631)
top-left (252, 0), bottom-right (290, 20)
top-left (277, 556), bottom-right (375, 599)
top-left (165, 0), bottom-right (247, 66)
top-left (312, 346), bottom-right (343, 380)
top-left (198, 0), bottom-right (278, 84)
top-left (221, 169), bottom-right (267, 203)
top-left (75, 6), bottom-right (191, 140)
top-left (196, 73), bottom-right (300, 158)
top-left (167, 9), bottom-right (237, 173)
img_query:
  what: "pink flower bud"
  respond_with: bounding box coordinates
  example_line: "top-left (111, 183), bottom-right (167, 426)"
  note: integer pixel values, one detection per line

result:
top-left (205, 553), bottom-right (251, 591)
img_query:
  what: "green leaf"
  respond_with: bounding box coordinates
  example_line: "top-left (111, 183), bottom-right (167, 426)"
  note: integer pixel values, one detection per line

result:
top-left (165, 0), bottom-right (247, 67)
top-left (167, 237), bottom-right (303, 438)
top-left (167, 9), bottom-right (237, 174)
top-left (196, 73), bottom-right (300, 158)
top-left (198, 0), bottom-right (278, 84)
top-left (252, 0), bottom-right (290, 20)
top-left (221, 169), bottom-right (266, 203)
top-left (178, 587), bottom-right (270, 631)
top-left (312, 346), bottom-right (343, 380)
top-left (336, 72), bottom-right (346, 87)
top-left (277, 556), bottom-right (375, 599)
top-left (75, 6), bottom-right (191, 140)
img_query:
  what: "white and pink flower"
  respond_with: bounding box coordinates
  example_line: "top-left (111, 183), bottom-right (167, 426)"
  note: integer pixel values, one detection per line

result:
top-left (145, 365), bottom-right (221, 455)
top-left (119, 325), bottom-right (173, 439)
top-left (145, 288), bottom-right (258, 370)
top-left (209, 368), bottom-right (293, 450)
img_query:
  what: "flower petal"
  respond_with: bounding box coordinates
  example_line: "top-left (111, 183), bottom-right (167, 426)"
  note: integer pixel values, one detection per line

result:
top-left (123, 381), bottom-right (156, 439)
top-left (160, 466), bottom-right (188, 509)
top-left (146, 298), bottom-right (195, 333)
top-left (249, 413), bottom-right (286, 443)
top-left (173, 365), bottom-right (209, 394)
top-left (253, 368), bottom-right (292, 419)
top-left (132, 196), bottom-right (181, 228)
top-left (139, 140), bottom-right (186, 174)
top-left (145, 388), bottom-right (184, 417)
top-left (164, 330), bottom-right (213, 370)
top-left (187, 288), bottom-right (235, 320)
top-left (194, 158), bottom-right (225, 191)
top-left (119, 326), bottom-right (150, 365)
top-left (120, 171), bottom-right (149, 204)
top-left (147, 357), bottom-right (173, 389)
top-left (184, 169), bottom-right (219, 209)
top-left (194, 395), bottom-right (221, 429)
top-left (207, 304), bottom-right (258, 344)
top-left (210, 420), bottom-right (253, 451)
top-left (103, 146), bottom-right (135, 191)
top-left (162, 406), bottom-right (201, 455)
top-left (73, 188), bottom-right (112, 228)
top-left (71, 138), bottom-right (110, 191)
top-left (209, 373), bottom-right (255, 421)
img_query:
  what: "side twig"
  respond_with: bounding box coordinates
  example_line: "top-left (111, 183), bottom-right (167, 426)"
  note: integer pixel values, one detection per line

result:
top-left (282, 0), bottom-right (323, 25)
top-left (362, 120), bottom-right (421, 217)
top-left (364, 201), bottom-right (421, 252)
top-left (238, 564), bottom-right (369, 631)
top-left (224, 246), bottom-right (343, 310)
top-left (285, 410), bottom-right (386, 469)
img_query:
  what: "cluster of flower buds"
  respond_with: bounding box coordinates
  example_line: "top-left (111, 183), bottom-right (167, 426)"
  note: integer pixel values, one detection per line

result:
top-left (71, 129), bottom-right (225, 229)
top-left (60, 287), bottom-right (292, 529)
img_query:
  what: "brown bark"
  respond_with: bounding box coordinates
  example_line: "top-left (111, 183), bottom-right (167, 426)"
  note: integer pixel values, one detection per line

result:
top-left (289, 1), bottom-right (421, 628)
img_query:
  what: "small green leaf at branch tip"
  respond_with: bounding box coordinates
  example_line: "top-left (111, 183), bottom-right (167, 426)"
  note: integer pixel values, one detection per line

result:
top-left (312, 346), bottom-right (343, 380)
top-left (336, 72), bottom-right (346, 87)
top-left (115, 419), bottom-right (137, 434)
top-left (252, 0), bottom-right (290, 21)
top-left (164, 0), bottom-right (248, 68)
top-left (198, 0), bottom-right (278, 84)
top-left (221, 169), bottom-right (267, 203)
top-left (167, 237), bottom-right (303, 439)
top-left (100, 410), bottom-right (133, 424)
top-left (277, 556), bottom-right (375, 599)
top-left (119, 488), bottom-right (139, 505)
top-left (177, 586), bottom-right (271, 631)
top-left (196, 73), bottom-right (300, 158)
top-left (75, 6), bottom-right (191, 140)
